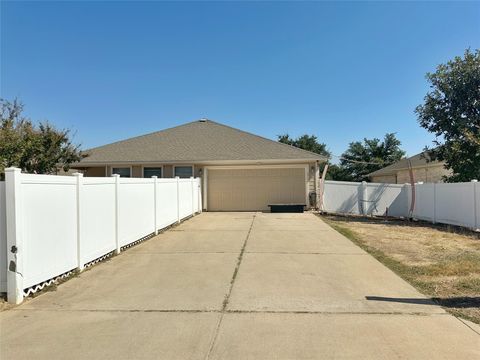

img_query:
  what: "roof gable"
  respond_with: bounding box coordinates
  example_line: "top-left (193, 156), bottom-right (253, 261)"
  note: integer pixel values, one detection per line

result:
top-left (368, 151), bottom-right (443, 177)
top-left (79, 120), bottom-right (325, 164)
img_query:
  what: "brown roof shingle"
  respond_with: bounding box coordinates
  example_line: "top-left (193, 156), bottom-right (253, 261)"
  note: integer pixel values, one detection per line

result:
top-left (78, 119), bottom-right (326, 165)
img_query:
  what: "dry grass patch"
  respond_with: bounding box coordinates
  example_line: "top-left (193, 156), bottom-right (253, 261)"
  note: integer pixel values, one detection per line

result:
top-left (321, 214), bottom-right (480, 324)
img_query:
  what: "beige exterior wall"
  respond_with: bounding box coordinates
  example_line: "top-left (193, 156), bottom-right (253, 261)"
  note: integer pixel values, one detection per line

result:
top-left (84, 167), bottom-right (107, 177)
top-left (396, 165), bottom-right (450, 184)
top-left (163, 165), bottom-right (173, 178)
top-left (370, 174), bottom-right (397, 184)
top-left (132, 165), bottom-right (142, 178)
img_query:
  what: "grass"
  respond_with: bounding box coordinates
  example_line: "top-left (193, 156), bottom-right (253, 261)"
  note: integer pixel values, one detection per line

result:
top-left (321, 214), bottom-right (480, 324)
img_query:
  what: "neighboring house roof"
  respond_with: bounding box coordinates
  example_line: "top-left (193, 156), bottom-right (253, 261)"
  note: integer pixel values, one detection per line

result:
top-left (77, 119), bottom-right (326, 165)
top-left (367, 151), bottom-right (444, 177)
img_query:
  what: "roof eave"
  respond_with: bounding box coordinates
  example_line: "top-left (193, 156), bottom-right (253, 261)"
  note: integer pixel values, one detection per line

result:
top-left (72, 157), bottom-right (326, 167)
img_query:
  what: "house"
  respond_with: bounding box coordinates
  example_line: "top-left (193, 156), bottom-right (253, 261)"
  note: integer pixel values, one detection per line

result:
top-left (72, 119), bottom-right (327, 211)
top-left (367, 151), bottom-right (450, 184)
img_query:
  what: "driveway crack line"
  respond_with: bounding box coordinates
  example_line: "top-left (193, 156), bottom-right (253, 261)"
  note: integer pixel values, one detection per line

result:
top-left (204, 212), bottom-right (257, 360)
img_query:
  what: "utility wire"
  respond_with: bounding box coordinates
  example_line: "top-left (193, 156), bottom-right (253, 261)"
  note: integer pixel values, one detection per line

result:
top-left (327, 153), bottom-right (387, 165)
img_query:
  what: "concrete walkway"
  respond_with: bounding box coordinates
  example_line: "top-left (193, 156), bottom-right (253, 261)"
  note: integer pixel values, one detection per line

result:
top-left (1, 212), bottom-right (479, 359)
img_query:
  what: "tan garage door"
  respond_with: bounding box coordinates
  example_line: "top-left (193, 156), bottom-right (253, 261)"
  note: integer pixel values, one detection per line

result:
top-left (207, 167), bottom-right (306, 211)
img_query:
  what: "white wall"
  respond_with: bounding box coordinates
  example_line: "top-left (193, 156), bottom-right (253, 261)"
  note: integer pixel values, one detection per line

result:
top-left (2, 171), bottom-right (201, 302)
top-left (0, 182), bottom-right (6, 292)
top-left (323, 180), bottom-right (479, 231)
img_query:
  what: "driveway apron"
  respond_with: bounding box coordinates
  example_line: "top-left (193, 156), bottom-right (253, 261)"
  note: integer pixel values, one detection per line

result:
top-left (1, 212), bottom-right (479, 359)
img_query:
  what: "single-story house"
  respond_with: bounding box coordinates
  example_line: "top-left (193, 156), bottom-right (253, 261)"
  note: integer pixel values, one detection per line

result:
top-left (72, 119), bottom-right (327, 211)
top-left (367, 151), bottom-right (450, 184)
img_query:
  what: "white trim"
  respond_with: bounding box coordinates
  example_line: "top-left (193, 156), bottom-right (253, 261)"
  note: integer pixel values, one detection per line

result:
top-left (74, 158), bottom-right (324, 167)
top-left (111, 166), bottom-right (132, 178)
top-left (204, 164), bottom-right (310, 170)
top-left (203, 168), bottom-right (208, 210)
top-left (173, 164), bottom-right (194, 178)
top-left (141, 165), bottom-right (164, 178)
top-left (204, 164), bottom-right (310, 211)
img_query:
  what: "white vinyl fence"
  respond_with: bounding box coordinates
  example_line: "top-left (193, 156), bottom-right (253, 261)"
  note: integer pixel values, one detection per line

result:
top-left (0, 181), bottom-right (6, 294)
top-left (0, 168), bottom-right (202, 303)
top-left (322, 180), bottom-right (480, 231)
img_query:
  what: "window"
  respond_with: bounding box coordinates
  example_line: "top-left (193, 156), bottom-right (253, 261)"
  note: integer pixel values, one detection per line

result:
top-left (174, 166), bottom-right (193, 178)
top-left (143, 167), bottom-right (162, 178)
top-left (112, 167), bottom-right (131, 177)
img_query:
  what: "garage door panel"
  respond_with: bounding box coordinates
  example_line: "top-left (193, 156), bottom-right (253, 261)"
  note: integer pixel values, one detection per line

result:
top-left (208, 168), bottom-right (306, 211)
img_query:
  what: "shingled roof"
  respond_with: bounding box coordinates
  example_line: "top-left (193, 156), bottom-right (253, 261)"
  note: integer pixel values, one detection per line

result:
top-left (367, 151), bottom-right (443, 177)
top-left (78, 120), bottom-right (326, 165)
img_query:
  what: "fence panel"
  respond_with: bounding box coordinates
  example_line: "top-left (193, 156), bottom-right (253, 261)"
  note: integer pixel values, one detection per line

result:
top-left (413, 184), bottom-right (435, 222)
top-left (80, 178), bottom-right (116, 264)
top-left (118, 178), bottom-right (155, 246)
top-left (193, 179), bottom-right (200, 213)
top-left (178, 179), bottom-right (193, 219)
top-left (156, 179), bottom-right (178, 229)
top-left (366, 183), bottom-right (409, 217)
top-left (323, 181), bottom-right (362, 214)
top-left (3, 170), bottom-right (202, 303)
top-left (0, 182), bottom-right (6, 292)
top-left (435, 182), bottom-right (475, 228)
top-left (21, 175), bottom-right (78, 288)
top-left (476, 182), bottom-right (480, 231)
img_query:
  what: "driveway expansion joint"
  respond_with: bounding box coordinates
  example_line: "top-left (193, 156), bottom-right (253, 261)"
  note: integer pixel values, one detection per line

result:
top-left (9, 308), bottom-right (453, 317)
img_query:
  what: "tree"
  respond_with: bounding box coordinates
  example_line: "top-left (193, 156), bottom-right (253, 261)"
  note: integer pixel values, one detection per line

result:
top-left (277, 134), bottom-right (354, 180)
top-left (278, 133), bottom-right (336, 179)
top-left (278, 134), bottom-right (330, 158)
top-left (325, 163), bottom-right (351, 181)
top-left (339, 133), bottom-right (406, 182)
top-left (416, 49), bottom-right (480, 182)
top-left (278, 134), bottom-right (330, 157)
top-left (0, 98), bottom-right (86, 177)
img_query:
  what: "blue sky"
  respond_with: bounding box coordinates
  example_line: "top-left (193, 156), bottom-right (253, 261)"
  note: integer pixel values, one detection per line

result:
top-left (1, 1), bottom-right (479, 159)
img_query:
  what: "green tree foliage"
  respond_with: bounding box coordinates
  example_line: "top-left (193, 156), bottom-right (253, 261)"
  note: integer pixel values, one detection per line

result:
top-left (339, 133), bottom-right (406, 182)
top-left (324, 163), bottom-right (352, 181)
top-left (278, 134), bottom-right (330, 157)
top-left (278, 134), bottom-right (354, 180)
top-left (416, 49), bottom-right (480, 182)
top-left (0, 99), bottom-right (86, 177)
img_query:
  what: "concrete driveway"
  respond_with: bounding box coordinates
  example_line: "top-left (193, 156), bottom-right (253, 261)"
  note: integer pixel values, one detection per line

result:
top-left (1, 212), bottom-right (479, 359)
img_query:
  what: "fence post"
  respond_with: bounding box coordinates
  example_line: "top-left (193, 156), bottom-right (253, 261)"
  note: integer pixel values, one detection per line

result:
top-left (361, 181), bottom-right (368, 215)
top-left (198, 179), bottom-right (202, 213)
top-left (472, 180), bottom-right (478, 230)
top-left (112, 174), bottom-right (121, 254)
top-left (152, 176), bottom-right (158, 235)
top-left (176, 176), bottom-right (180, 223)
top-left (432, 182), bottom-right (436, 224)
top-left (190, 176), bottom-right (195, 215)
top-left (5, 168), bottom-right (24, 304)
top-left (73, 173), bottom-right (84, 271)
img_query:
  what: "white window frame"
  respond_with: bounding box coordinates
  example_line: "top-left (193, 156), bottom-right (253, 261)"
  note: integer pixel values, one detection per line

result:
top-left (142, 165), bottom-right (164, 178)
top-left (173, 165), bottom-right (194, 179)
